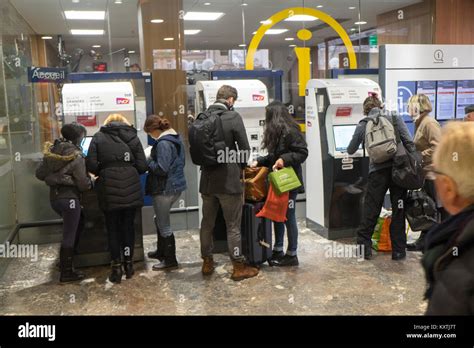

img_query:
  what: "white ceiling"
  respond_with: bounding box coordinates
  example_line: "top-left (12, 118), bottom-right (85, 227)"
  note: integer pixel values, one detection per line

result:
top-left (10, 0), bottom-right (422, 55)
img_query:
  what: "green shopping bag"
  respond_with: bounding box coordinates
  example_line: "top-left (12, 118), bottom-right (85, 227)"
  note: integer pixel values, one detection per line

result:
top-left (268, 167), bottom-right (302, 195)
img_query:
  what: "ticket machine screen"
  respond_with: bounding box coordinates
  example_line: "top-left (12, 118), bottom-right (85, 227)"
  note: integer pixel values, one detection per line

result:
top-left (333, 125), bottom-right (359, 152)
top-left (81, 136), bottom-right (93, 156)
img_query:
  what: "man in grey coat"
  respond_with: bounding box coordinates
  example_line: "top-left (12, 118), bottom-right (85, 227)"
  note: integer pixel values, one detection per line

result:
top-left (199, 85), bottom-right (259, 281)
top-left (347, 95), bottom-right (415, 261)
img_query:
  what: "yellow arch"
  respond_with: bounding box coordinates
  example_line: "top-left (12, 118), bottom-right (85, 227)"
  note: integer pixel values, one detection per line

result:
top-left (245, 7), bottom-right (358, 70)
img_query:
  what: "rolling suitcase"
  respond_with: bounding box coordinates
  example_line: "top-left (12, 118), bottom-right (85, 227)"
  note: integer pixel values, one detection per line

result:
top-left (241, 202), bottom-right (272, 266)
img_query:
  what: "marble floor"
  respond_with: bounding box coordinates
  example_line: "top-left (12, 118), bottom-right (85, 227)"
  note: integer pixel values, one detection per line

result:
top-left (0, 220), bottom-right (427, 315)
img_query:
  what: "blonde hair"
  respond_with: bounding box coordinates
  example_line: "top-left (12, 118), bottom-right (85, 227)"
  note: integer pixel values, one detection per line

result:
top-left (433, 122), bottom-right (474, 201)
top-left (408, 94), bottom-right (433, 116)
top-left (104, 113), bottom-right (131, 126)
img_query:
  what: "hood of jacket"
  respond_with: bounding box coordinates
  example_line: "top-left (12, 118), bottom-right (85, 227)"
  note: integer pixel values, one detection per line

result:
top-left (100, 122), bottom-right (138, 144)
top-left (41, 139), bottom-right (82, 173)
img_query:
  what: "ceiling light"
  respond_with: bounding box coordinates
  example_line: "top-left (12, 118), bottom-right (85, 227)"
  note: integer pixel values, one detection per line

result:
top-left (285, 37), bottom-right (294, 41)
top-left (350, 28), bottom-right (356, 31)
top-left (114, 0), bottom-right (122, 4)
top-left (163, 37), bottom-right (174, 41)
top-left (260, 19), bottom-right (272, 25)
top-left (241, 3), bottom-right (248, 6)
top-left (316, 5), bottom-right (323, 8)
top-left (252, 29), bottom-right (288, 35)
top-left (72, 0), bottom-right (80, 3)
top-left (284, 15), bottom-right (317, 22)
top-left (183, 12), bottom-right (225, 21)
top-left (204, 2), bottom-right (211, 5)
top-left (349, 6), bottom-right (356, 10)
top-left (128, 50), bottom-right (135, 54)
top-left (92, 45), bottom-right (101, 48)
top-left (41, 36), bottom-right (53, 40)
top-left (354, 21), bottom-right (367, 25)
top-left (184, 29), bottom-right (201, 35)
top-left (64, 11), bottom-right (106, 20)
top-left (289, 44), bottom-right (296, 47)
top-left (151, 19), bottom-right (164, 23)
top-left (70, 29), bottom-right (105, 35)
top-left (238, 44), bottom-right (246, 47)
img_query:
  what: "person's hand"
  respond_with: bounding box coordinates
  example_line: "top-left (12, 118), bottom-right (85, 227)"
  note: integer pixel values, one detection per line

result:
top-left (250, 160), bottom-right (258, 168)
top-left (272, 158), bottom-right (285, 171)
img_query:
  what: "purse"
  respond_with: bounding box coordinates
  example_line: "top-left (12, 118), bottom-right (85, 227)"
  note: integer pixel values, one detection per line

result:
top-left (268, 166), bottom-right (302, 195)
top-left (391, 115), bottom-right (424, 190)
top-left (244, 167), bottom-right (269, 202)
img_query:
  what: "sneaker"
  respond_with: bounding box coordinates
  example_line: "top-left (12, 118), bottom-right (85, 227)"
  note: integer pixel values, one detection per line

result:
top-left (273, 255), bottom-right (299, 267)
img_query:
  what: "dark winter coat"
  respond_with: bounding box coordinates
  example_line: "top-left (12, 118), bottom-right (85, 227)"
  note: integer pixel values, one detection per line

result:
top-left (86, 122), bottom-right (147, 212)
top-left (146, 131), bottom-right (187, 196)
top-left (257, 126), bottom-right (308, 194)
top-left (35, 139), bottom-right (92, 201)
top-left (422, 204), bottom-right (474, 315)
top-left (199, 102), bottom-right (250, 195)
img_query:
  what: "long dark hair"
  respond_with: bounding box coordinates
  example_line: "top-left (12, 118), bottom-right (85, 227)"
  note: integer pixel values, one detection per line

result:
top-left (262, 101), bottom-right (300, 153)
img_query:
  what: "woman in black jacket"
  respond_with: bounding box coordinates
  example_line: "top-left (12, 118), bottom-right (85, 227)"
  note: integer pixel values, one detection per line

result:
top-left (86, 114), bottom-right (147, 283)
top-left (36, 123), bottom-right (92, 283)
top-left (255, 101), bottom-right (308, 267)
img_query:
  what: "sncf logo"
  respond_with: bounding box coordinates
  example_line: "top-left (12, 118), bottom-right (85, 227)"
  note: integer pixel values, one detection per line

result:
top-left (252, 94), bottom-right (265, 101)
top-left (116, 98), bottom-right (130, 105)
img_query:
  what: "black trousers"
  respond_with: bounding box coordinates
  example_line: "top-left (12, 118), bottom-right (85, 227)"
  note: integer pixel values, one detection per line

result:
top-left (357, 167), bottom-right (407, 254)
top-left (104, 209), bottom-right (136, 261)
top-left (421, 179), bottom-right (449, 235)
top-left (51, 198), bottom-right (83, 250)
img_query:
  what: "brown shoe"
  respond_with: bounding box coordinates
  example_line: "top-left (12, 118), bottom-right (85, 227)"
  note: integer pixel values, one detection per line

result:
top-left (231, 261), bottom-right (259, 281)
top-left (202, 256), bottom-right (215, 275)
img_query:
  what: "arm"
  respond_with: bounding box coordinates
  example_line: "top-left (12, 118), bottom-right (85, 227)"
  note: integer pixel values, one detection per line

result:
top-left (347, 121), bottom-right (366, 155)
top-left (86, 135), bottom-right (100, 175)
top-left (148, 141), bottom-right (173, 177)
top-left (257, 154), bottom-right (274, 168)
top-left (71, 157), bottom-right (92, 192)
top-left (396, 116), bottom-right (416, 152)
top-left (35, 161), bottom-right (48, 181)
top-left (232, 113), bottom-right (251, 167)
top-left (421, 121), bottom-right (441, 159)
top-left (279, 130), bottom-right (308, 167)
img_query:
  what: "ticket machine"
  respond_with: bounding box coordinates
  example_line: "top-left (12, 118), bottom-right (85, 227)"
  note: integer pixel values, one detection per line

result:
top-left (195, 79), bottom-right (269, 250)
top-left (305, 79), bottom-right (381, 240)
top-left (61, 81), bottom-right (146, 266)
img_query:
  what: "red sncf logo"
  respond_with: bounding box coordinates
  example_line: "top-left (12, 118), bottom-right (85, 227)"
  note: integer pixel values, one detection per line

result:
top-left (116, 98), bottom-right (130, 105)
top-left (252, 94), bottom-right (265, 101)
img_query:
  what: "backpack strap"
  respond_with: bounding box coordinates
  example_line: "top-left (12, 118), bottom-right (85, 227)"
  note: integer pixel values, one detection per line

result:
top-left (391, 112), bottom-right (402, 144)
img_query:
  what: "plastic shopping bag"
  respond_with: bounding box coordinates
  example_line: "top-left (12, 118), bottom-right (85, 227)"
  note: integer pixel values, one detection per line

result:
top-left (256, 185), bottom-right (289, 223)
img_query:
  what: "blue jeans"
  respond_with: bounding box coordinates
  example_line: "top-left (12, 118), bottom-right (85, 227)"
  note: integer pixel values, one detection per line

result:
top-left (273, 191), bottom-right (298, 256)
top-left (152, 193), bottom-right (181, 238)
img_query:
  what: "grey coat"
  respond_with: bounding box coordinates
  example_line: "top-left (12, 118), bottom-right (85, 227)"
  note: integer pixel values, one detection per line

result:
top-left (199, 102), bottom-right (250, 195)
top-left (347, 108), bottom-right (415, 173)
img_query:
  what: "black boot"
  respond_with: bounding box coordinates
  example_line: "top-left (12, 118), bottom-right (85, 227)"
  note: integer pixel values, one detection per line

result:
top-left (152, 235), bottom-right (178, 271)
top-left (59, 247), bottom-right (84, 283)
top-left (123, 255), bottom-right (135, 279)
top-left (147, 233), bottom-right (165, 261)
top-left (268, 250), bottom-right (284, 266)
top-left (109, 260), bottom-right (123, 284)
top-left (407, 231), bottom-right (426, 252)
top-left (273, 254), bottom-right (299, 267)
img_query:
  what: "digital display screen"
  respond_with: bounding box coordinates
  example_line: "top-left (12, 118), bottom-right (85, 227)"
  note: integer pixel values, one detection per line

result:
top-left (456, 80), bottom-right (474, 118)
top-left (333, 125), bottom-right (360, 152)
top-left (436, 80), bottom-right (456, 120)
top-left (416, 81), bottom-right (437, 115)
top-left (80, 136), bottom-right (93, 156)
top-left (93, 62), bottom-right (108, 72)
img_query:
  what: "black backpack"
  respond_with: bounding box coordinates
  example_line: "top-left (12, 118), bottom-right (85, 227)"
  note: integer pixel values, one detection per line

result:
top-left (405, 190), bottom-right (439, 231)
top-left (189, 108), bottom-right (226, 166)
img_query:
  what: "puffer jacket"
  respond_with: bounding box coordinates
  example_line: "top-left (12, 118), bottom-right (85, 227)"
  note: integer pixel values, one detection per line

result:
top-left (35, 139), bottom-right (91, 201)
top-left (86, 122), bottom-right (147, 212)
top-left (422, 205), bottom-right (474, 315)
top-left (257, 126), bottom-right (308, 194)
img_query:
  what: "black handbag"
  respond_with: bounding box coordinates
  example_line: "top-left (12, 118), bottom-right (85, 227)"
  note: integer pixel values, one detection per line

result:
top-left (391, 115), bottom-right (424, 190)
top-left (405, 190), bottom-right (439, 231)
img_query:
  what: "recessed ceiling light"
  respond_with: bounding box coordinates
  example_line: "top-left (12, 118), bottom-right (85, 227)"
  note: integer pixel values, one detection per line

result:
top-left (183, 12), bottom-right (225, 21)
top-left (350, 28), bottom-right (356, 31)
top-left (354, 21), bottom-right (367, 25)
top-left (260, 19), bottom-right (272, 25)
top-left (151, 19), bottom-right (164, 23)
top-left (289, 44), bottom-right (296, 47)
top-left (316, 5), bottom-right (323, 8)
top-left (285, 37), bottom-right (294, 41)
top-left (184, 29), bottom-right (201, 35)
top-left (70, 29), bottom-right (105, 35)
top-left (253, 29), bottom-right (288, 35)
top-left (114, 0), bottom-right (122, 4)
top-left (284, 15), bottom-right (317, 22)
top-left (241, 3), bottom-right (248, 6)
top-left (72, 0), bottom-right (80, 3)
top-left (238, 44), bottom-right (246, 47)
top-left (41, 36), bottom-right (53, 40)
top-left (92, 44), bottom-right (101, 48)
top-left (204, 2), bottom-right (211, 5)
top-left (349, 6), bottom-right (356, 10)
top-left (163, 37), bottom-right (174, 41)
top-left (128, 50), bottom-right (135, 54)
top-left (64, 11), bottom-right (106, 20)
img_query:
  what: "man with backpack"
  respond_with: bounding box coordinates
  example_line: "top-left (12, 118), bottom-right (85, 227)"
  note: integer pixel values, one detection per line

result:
top-left (347, 94), bottom-right (416, 261)
top-left (189, 85), bottom-right (259, 281)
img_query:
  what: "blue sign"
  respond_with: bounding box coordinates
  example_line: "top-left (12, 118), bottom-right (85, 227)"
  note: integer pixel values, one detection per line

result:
top-left (397, 81), bottom-right (417, 122)
top-left (28, 67), bottom-right (67, 83)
